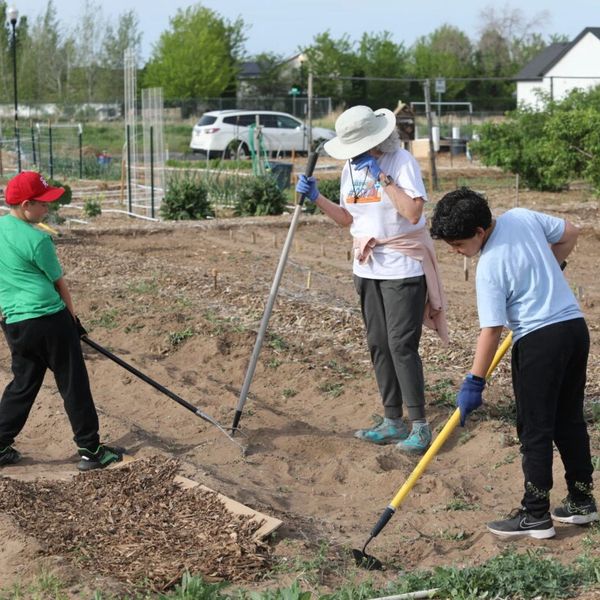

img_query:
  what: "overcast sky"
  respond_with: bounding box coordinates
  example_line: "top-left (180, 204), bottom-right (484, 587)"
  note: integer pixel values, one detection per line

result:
top-left (10, 0), bottom-right (598, 61)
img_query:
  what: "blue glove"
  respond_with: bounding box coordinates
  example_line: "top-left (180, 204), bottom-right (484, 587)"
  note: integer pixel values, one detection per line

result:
top-left (457, 373), bottom-right (485, 426)
top-left (295, 174), bottom-right (319, 202)
top-left (350, 153), bottom-right (382, 180)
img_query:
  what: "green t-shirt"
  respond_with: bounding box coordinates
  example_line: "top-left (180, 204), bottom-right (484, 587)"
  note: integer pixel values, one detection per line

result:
top-left (0, 214), bottom-right (65, 324)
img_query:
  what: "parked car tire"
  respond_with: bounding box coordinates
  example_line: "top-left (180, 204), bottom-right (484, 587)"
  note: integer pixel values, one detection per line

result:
top-left (226, 141), bottom-right (250, 161)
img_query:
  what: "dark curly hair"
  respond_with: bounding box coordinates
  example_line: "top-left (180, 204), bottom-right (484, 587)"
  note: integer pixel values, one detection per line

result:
top-left (430, 187), bottom-right (492, 240)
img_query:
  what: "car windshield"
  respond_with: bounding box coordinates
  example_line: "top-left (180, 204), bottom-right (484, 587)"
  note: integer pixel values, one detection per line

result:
top-left (197, 115), bottom-right (217, 126)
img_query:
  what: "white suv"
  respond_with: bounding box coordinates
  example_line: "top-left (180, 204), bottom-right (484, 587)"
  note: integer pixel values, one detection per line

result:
top-left (189, 109), bottom-right (335, 159)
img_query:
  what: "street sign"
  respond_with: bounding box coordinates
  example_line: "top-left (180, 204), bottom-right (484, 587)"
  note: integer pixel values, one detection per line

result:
top-left (435, 78), bottom-right (446, 94)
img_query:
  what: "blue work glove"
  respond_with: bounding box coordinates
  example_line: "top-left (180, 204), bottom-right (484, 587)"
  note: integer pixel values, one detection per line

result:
top-left (295, 174), bottom-right (319, 202)
top-left (457, 373), bottom-right (485, 426)
top-left (350, 153), bottom-right (382, 180)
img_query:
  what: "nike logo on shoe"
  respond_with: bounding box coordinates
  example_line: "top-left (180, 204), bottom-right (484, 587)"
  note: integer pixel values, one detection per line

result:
top-left (520, 517), bottom-right (550, 529)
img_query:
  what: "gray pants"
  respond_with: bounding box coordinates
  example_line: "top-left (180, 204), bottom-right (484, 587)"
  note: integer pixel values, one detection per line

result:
top-left (354, 275), bottom-right (427, 421)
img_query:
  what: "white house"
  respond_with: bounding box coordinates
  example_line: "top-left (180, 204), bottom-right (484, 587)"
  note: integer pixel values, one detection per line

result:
top-left (516, 27), bottom-right (600, 109)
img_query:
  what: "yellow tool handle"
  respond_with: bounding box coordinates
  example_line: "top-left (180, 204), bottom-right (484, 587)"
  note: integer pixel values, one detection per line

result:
top-left (37, 222), bottom-right (59, 236)
top-left (389, 331), bottom-right (512, 511)
top-left (487, 332), bottom-right (513, 375)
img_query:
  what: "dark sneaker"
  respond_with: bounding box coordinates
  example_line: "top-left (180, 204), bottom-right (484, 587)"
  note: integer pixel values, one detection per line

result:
top-left (355, 418), bottom-right (408, 445)
top-left (551, 496), bottom-right (598, 525)
top-left (487, 508), bottom-right (556, 539)
top-left (77, 444), bottom-right (124, 472)
top-left (396, 422), bottom-right (432, 455)
top-left (0, 445), bottom-right (21, 466)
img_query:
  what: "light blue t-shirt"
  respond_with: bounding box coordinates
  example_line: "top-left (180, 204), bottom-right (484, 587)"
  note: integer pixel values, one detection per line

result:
top-left (476, 208), bottom-right (582, 341)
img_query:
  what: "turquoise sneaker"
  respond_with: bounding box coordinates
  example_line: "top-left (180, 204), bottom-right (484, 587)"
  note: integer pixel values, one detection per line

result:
top-left (355, 418), bottom-right (409, 445)
top-left (396, 422), bottom-right (432, 454)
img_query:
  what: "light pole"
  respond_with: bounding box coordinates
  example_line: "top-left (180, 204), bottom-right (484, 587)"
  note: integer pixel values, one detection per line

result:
top-left (8, 5), bottom-right (21, 172)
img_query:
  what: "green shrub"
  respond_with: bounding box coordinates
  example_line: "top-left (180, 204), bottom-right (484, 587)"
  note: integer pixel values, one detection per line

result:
top-left (234, 175), bottom-right (286, 216)
top-left (472, 86), bottom-right (600, 193)
top-left (161, 173), bottom-right (213, 220)
top-left (83, 198), bottom-right (102, 217)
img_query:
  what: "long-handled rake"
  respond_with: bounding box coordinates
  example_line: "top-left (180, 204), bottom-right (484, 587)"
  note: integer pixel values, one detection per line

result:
top-left (81, 335), bottom-right (246, 453)
top-left (353, 333), bottom-right (513, 570)
top-left (231, 148), bottom-right (322, 435)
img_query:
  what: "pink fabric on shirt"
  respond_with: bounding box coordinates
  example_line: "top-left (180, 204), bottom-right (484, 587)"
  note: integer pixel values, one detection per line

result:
top-left (354, 229), bottom-right (449, 343)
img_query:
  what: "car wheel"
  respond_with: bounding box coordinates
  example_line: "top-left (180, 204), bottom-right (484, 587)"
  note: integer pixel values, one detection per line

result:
top-left (226, 141), bottom-right (250, 161)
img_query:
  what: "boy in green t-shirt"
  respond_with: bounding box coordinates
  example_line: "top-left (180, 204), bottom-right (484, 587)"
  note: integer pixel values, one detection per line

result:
top-left (0, 171), bottom-right (123, 471)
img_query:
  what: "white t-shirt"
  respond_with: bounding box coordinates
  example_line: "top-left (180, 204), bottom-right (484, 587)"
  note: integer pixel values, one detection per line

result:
top-left (340, 148), bottom-right (428, 280)
top-left (476, 208), bottom-right (583, 341)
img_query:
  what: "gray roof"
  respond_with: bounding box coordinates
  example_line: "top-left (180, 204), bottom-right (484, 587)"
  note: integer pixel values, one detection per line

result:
top-left (515, 27), bottom-right (600, 81)
top-left (239, 61), bottom-right (261, 78)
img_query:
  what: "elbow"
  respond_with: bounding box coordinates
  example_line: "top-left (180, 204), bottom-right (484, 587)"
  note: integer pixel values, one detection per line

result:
top-left (408, 215), bottom-right (421, 225)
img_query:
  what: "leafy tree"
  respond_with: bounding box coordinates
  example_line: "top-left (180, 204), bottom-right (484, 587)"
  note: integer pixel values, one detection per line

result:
top-left (97, 9), bottom-right (142, 100)
top-left (357, 31), bottom-right (410, 109)
top-left (18, 1), bottom-right (73, 102)
top-left (143, 4), bottom-right (245, 100)
top-left (247, 52), bottom-right (291, 97)
top-left (72, 0), bottom-right (106, 101)
top-left (472, 86), bottom-right (600, 193)
top-left (301, 32), bottom-right (355, 107)
top-left (543, 88), bottom-right (600, 192)
top-left (102, 10), bottom-right (141, 70)
top-left (471, 5), bottom-right (549, 110)
top-left (411, 25), bottom-right (473, 99)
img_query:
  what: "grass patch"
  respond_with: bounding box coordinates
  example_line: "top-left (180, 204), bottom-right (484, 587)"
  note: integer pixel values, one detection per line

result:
top-left (426, 378), bottom-right (455, 408)
top-left (168, 328), bottom-right (194, 347)
top-left (445, 494), bottom-right (479, 511)
top-left (126, 548), bottom-right (600, 599)
top-left (268, 333), bottom-right (288, 351)
top-left (7, 548), bottom-right (599, 599)
top-left (127, 278), bottom-right (160, 295)
top-left (89, 308), bottom-right (119, 329)
top-left (318, 382), bottom-right (344, 398)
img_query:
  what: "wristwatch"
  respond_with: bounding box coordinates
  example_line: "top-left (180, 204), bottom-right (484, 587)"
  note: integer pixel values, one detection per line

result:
top-left (379, 174), bottom-right (393, 187)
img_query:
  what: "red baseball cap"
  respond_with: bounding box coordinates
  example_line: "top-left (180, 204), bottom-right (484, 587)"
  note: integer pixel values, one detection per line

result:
top-left (4, 171), bottom-right (65, 205)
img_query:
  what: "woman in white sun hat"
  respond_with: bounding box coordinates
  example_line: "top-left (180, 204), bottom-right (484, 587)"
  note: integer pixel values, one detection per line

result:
top-left (296, 105), bottom-right (448, 454)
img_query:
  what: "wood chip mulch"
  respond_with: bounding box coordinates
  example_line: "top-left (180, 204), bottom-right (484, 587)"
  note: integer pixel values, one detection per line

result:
top-left (0, 457), bottom-right (271, 591)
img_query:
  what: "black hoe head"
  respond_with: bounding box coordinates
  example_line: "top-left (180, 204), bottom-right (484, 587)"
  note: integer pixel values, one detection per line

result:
top-left (352, 548), bottom-right (383, 571)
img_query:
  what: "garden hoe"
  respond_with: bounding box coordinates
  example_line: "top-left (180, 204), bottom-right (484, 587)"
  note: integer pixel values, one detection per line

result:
top-left (81, 335), bottom-right (247, 454)
top-left (231, 146), bottom-right (322, 435)
top-left (353, 333), bottom-right (513, 570)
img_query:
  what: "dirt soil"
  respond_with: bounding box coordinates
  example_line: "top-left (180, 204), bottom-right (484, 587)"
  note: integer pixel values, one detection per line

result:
top-left (0, 156), bottom-right (599, 597)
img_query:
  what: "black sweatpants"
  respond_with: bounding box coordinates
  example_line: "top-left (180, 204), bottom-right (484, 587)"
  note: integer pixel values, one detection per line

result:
top-left (511, 318), bottom-right (594, 515)
top-left (354, 275), bottom-right (427, 421)
top-left (0, 308), bottom-right (100, 450)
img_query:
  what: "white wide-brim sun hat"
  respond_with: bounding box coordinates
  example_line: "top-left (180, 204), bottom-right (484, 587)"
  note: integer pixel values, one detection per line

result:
top-left (324, 105), bottom-right (397, 160)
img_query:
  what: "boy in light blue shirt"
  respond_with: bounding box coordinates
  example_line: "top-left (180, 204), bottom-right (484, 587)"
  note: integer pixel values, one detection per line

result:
top-left (430, 187), bottom-right (596, 539)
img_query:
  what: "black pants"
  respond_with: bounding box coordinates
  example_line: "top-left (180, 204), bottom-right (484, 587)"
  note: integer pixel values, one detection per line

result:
top-left (512, 318), bottom-right (594, 515)
top-left (0, 308), bottom-right (100, 450)
top-left (354, 275), bottom-right (427, 421)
